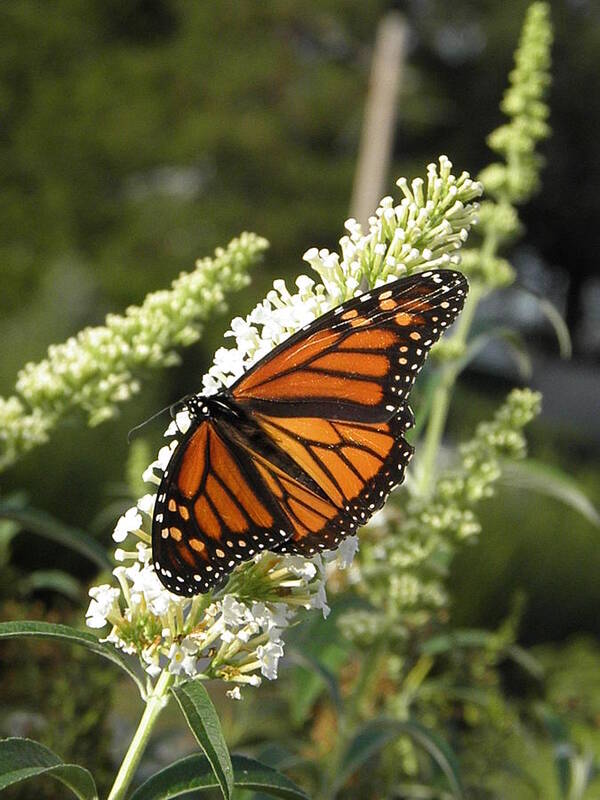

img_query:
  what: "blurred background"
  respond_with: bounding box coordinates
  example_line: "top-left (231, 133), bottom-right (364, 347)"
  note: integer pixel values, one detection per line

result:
top-left (1, 0), bottom-right (599, 796)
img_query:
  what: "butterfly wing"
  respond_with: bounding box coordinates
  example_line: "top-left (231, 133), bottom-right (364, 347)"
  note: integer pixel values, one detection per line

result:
top-left (152, 418), bottom-right (290, 595)
top-left (152, 412), bottom-right (412, 590)
top-left (237, 413), bottom-right (412, 556)
top-left (230, 269), bottom-right (468, 422)
top-left (153, 269), bottom-right (468, 592)
top-left (227, 269), bottom-right (469, 555)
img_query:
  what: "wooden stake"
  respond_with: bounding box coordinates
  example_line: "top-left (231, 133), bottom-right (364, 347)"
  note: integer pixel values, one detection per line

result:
top-left (350, 12), bottom-right (408, 227)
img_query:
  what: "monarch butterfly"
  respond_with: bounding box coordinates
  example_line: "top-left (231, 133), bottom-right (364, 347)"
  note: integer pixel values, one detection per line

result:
top-left (152, 269), bottom-right (468, 595)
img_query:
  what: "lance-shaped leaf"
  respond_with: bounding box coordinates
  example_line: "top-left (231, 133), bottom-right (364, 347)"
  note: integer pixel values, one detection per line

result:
top-left (500, 459), bottom-right (600, 527)
top-left (455, 327), bottom-right (533, 379)
top-left (0, 502), bottom-right (111, 571)
top-left (524, 290), bottom-right (572, 358)
top-left (18, 569), bottom-right (82, 601)
top-left (171, 682), bottom-right (233, 800)
top-left (0, 621), bottom-right (145, 696)
top-left (0, 738), bottom-right (97, 800)
top-left (130, 754), bottom-right (309, 800)
top-left (333, 718), bottom-right (464, 799)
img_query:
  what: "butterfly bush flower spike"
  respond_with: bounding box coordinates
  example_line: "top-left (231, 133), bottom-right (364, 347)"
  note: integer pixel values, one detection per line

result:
top-left (203, 156), bottom-right (481, 394)
top-left (87, 158), bottom-right (483, 696)
top-left (339, 388), bottom-right (542, 648)
top-left (87, 492), bottom-right (331, 693)
top-left (460, 1), bottom-right (552, 288)
top-left (0, 233), bottom-right (267, 471)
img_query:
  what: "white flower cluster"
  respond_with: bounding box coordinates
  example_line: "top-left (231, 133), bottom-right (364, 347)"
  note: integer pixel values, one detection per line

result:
top-left (86, 157), bottom-right (482, 695)
top-left (203, 156), bottom-right (482, 395)
top-left (0, 233), bottom-right (267, 471)
top-left (86, 483), bottom-right (342, 694)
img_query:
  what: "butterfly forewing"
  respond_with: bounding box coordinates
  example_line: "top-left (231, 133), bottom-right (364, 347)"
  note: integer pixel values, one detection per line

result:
top-left (231, 269), bottom-right (468, 421)
top-left (152, 269), bottom-right (468, 594)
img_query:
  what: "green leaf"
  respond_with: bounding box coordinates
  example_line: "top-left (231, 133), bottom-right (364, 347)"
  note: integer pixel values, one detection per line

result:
top-left (500, 459), bottom-right (600, 527)
top-left (19, 569), bottom-right (82, 601)
top-left (288, 648), bottom-right (342, 723)
top-left (0, 738), bottom-right (97, 799)
top-left (536, 296), bottom-right (572, 359)
top-left (0, 621), bottom-right (145, 696)
top-left (0, 503), bottom-right (112, 570)
top-left (515, 288), bottom-right (572, 358)
top-left (334, 718), bottom-right (464, 799)
top-left (505, 643), bottom-right (545, 681)
top-left (171, 681), bottom-right (234, 800)
top-left (456, 327), bottom-right (532, 379)
top-left (252, 743), bottom-right (314, 776)
top-left (420, 629), bottom-right (544, 680)
top-left (129, 754), bottom-right (309, 800)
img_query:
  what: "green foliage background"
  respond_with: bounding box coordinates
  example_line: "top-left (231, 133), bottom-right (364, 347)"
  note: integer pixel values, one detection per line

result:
top-left (1, 1), bottom-right (599, 797)
top-left (3, 0), bottom-right (598, 639)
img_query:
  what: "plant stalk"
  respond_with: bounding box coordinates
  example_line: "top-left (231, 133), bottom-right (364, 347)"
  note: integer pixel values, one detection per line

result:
top-left (318, 643), bottom-right (387, 800)
top-left (107, 669), bottom-right (174, 800)
top-left (416, 282), bottom-right (484, 498)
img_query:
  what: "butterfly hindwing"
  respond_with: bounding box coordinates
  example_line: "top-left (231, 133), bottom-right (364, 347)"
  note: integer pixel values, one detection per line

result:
top-left (244, 413), bottom-right (414, 556)
top-left (152, 419), bottom-right (290, 594)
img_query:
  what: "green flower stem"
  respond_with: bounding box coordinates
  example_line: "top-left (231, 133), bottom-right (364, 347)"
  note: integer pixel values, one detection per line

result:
top-left (416, 281), bottom-right (484, 499)
top-left (107, 669), bottom-right (174, 800)
top-left (318, 642), bottom-right (387, 800)
top-left (415, 2), bottom-right (552, 498)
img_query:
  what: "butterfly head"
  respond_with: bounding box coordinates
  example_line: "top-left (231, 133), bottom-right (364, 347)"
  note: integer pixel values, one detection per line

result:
top-left (170, 393), bottom-right (211, 421)
top-left (171, 392), bottom-right (243, 424)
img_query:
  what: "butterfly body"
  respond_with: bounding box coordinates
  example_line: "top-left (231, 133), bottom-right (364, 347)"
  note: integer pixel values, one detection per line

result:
top-left (152, 269), bottom-right (468, 596)
top-left (184, 393), bottom-right (327, 498)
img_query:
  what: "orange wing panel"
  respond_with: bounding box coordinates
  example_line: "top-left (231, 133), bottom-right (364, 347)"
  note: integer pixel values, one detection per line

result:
top-left (254, 461), bottom-right (284, 499)
top-left (235, 329), bottom-right (342, 394)
top-left (193, 494), bottom-right (221, 540)
top-left (279, 475), bottom-right (338, 519)
top-left (258, 415), bottom-right (341, 445)
top-left (210, 430), bottom-right (273, 527)
top-left (174, 542), bottom-right (201, 567)
top-left (333, 421), bottom-right (394, 458)
top-left (245, 372), bottom-right (382, 404)
top-left (310, 352), bottom-right (389, 377)
top-left (178, 424), bottom-right (208, 498)
top-left (339, 329), bottom-right (399, 350)
top-left (256, 418), bottom-right (344, 506)
top-left (312, 446), bottom-right (364, 499)
top-left (205, 474), bottom-right (247, 534)
top-left (341, 446), bottom-right (383, 479)
top-left (287, 499), bottom-right (329, 531)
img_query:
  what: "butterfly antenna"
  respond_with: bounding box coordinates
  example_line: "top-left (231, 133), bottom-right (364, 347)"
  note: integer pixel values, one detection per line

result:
top-left (127, 403), bottom-right (174, 443)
